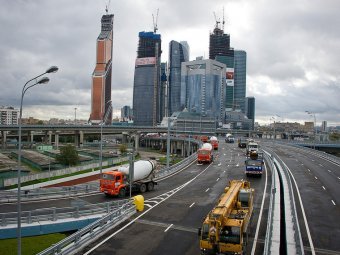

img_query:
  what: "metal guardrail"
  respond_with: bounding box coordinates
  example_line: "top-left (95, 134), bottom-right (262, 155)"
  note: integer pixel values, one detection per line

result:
top-left (0, 199), bottom-right (129, 227)
top-left (263, 149), bottom-right (304, 255)
top-left (0, 183), bottom-right (99, 203)
top-left (36, 201), bottom-right (136, 255)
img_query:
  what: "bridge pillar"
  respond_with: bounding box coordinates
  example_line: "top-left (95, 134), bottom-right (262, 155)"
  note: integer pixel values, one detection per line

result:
top-left (134, 132), bottom-right (140, 152)
top-left (47, 131), bottom-right (52, 144)
top-left (79, 131), bottom-right (84, 147)
top-left (122, 132), bottom-right (128, 144)
top-left (55, 131), bottom-right (60, 149)
top-left (74, 131), bottom-right (80, 148)
top-left (29, 131), bottom-right (33, 143)
top-left (181, 141), bottom-right (185, 157)
top-left (1, 131), bottom-right (6, 149)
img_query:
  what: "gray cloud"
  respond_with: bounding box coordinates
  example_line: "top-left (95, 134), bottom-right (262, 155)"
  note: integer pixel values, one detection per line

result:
top-left (0, 0), bottom-right (339, 125)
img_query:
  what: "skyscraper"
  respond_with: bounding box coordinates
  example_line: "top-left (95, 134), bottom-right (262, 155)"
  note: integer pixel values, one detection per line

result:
top-left (234, 50), bottom-right (247, 113)
top-left (168, 40), bottom-right (189, 115)
top-left (209, 25), bottom-right (234, 59)
top-left (90, 14), bottom-right (114, 124)
top-left (181, 59), bottom-right (226, 123)
top-left (133, 32), bottom-right (161, 126)
top-left (245, 97), bottom-right (255, 130)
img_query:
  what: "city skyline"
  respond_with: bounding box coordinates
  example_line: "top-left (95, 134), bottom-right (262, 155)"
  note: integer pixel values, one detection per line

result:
top-left (0, 0), bottom-right (339, 126)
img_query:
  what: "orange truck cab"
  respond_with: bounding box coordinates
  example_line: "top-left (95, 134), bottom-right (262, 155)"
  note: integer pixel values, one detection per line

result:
top-left (100, 171), bottom-right (127, 197)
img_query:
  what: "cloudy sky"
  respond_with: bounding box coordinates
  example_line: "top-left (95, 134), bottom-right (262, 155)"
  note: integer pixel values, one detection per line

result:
top-left (1, 0), bottom-right (339, 126)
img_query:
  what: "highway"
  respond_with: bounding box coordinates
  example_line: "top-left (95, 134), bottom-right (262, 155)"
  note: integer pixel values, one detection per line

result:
top-left (78, 139), bottom-right (271, 255)
top-left (263, 141), bottom-right (340, 255)
top-left (2, 139), bottom-right (339, 254)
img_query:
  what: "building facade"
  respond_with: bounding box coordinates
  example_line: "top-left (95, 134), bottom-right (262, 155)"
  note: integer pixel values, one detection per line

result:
top-left (133, 31), bottom-right (162, 126)
top-left (245, 97), bottom-right (255, 130)
top-left (168, 40), bottom-right (189, 116)
top-left (0, 107), bottom-right (19, 125)
top-left (90, 14), bottom-right (114, 124)
top-left (234, 50), bottom-right (247, 113)
top-left (121, 105), bottom-right (133, 121)
top-left (180, 59), bottom-right (226, 123)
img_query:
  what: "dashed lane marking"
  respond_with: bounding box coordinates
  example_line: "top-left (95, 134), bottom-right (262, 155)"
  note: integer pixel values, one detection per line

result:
top-left (189, 202), bottom-right (195, 208)
top-left (331, 200), bottom-right (336, 206)
top-left (322, 186), bottom-right (326, 190)
top-left (205, 188), bottom-right (210, 192)
top-left (315, 176), bottom-right (318, 180)
top-left (216, 178), bottom-right (220, 181)
top-left (165, 224), bottom-right (173, 232)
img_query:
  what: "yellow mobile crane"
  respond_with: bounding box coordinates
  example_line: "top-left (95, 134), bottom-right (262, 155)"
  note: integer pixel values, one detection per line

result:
top-left (198, 180), bottom-right (254, 255)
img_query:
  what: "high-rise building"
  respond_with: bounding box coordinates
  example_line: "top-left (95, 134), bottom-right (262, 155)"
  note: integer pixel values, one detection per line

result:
top-left (209, 25), bottom-right (234, 59)
top-left (0, 106), bottom-right (18, 125)
top-left (121, 105), bottom-right (133, 121)
top-left (234, 50), bottom-right (247, 113)
top-left (180, 59), bottom-right (226, 123)
top-left (321, 121), bottom-right (327, 132)
top-left (168, 40), bottom-right (189, 116)
top-left (90, 14), bottom-right (114, 124)
top-left (160, 62), bottom-right (167, 119)
top-left (245, 97), bottom-right (255, 130)
top-left (133, 32), bottom-right (162, 126)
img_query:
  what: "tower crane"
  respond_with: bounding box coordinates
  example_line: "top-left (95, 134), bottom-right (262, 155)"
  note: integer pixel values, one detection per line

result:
top-left (105, 0), bottom-right (111, 14)
top-left (152, 8), bottom-right (159, 33)
top-left (213, 11), bottom-right (221, 29)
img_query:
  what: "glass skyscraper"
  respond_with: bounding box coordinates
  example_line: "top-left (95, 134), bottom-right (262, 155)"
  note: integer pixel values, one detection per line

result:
top-left (181, 59), bottom-right (226, 123)
top-left (168, 40), bottom-right (189, 116)
top-left (245, 97), bottom-right (255, 130)
top-left (133, 32), bottom-right (161, 126)
top-left (234, 50), bottom-right (247, 113)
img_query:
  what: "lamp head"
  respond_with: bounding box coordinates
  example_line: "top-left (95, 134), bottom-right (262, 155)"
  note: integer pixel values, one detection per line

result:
top-left (46, 66), bottom-right (59, 73)
top-left (38, 77), bottom-right (50, 84)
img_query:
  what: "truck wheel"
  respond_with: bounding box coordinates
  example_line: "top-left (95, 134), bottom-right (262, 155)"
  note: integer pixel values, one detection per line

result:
top-left (147, 182), bottom-right (154, 191)
top-left (118, 188), bottom-right (126, 198)
top-left (140, 183), bottom-right (147, 193)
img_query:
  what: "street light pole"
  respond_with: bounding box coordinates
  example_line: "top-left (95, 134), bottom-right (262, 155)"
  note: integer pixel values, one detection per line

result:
top-left (100, 100), bottom-right (112, 176)
top-left (74, 107), bottom-right (77, 125)
top-left (17, 66), bottom-right (58, 255)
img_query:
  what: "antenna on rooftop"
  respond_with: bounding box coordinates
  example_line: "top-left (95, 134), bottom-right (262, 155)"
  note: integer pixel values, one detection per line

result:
top-left (105, 0), bottom-right (111, 14)
top-left (152, 8), bottom-right (159, 33)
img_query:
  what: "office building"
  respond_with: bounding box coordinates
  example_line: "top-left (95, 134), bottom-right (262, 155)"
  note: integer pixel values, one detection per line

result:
top-left (90, 14), bottom-right (114, 124)
top-left (245, 97), bottom-right (255, 130)
top-left (180, 59), bottom-right (226, 123)
top-left (0, 106), bottom-right (19, 125)
top-left (234, 50), bottom-right (247, 113)
top-left (209, 24), bottom-right (234, 59)
top-left (121, 105), bottom-right (133, 121)
top-left (168, 40), bottom-right (189, 115)
top-left (321, 121), bottom-right (327, 132)
top-left (133, 31), bottom-right (162, 126)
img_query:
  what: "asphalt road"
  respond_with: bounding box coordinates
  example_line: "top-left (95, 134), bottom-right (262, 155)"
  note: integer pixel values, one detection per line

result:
top-left (262, 141), bottom-right (340, 255)
top-left (79, 139), bottom-right (271, 255)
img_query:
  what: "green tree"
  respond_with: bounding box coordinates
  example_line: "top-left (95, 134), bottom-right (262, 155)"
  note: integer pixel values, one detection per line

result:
top-left (56, 144), bottom-right (80, 166)
top-left (119, 144), bottom-right (127, 154)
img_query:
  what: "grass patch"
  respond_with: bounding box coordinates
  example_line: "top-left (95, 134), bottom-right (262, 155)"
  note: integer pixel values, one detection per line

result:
top-left (0, 233), bottom-right (67, 255)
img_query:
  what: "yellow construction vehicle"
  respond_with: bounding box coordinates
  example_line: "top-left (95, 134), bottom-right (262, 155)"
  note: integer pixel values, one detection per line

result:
top-left (198, 180), bottom-right (254, 255)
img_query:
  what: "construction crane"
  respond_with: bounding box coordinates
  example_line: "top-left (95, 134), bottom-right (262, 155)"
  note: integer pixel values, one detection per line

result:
top-left (222, 7), bottom-right (225, 31)
top-left (213, 11), bottom-right (221, 29)
top-left (105, 0), bottom-right (111, 14)
top-left (152, 8), bottom-right (159, 33)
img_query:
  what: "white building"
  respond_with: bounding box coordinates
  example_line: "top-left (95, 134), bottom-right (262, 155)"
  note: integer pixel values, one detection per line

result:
top-left (0, 106), bottom-right (19, 125)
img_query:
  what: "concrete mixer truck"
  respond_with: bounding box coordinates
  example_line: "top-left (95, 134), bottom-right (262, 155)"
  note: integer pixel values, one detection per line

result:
top-left (197, 143), bottom-right (214, 164)
top-left (100, 160), bottom-right (157, 197)
top-left (210, 136), bottom-right (219, 150)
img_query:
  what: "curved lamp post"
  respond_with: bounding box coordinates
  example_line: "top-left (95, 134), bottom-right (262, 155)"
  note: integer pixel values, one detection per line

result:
top-left (17, 66), bottom-right (58, 255)
top-left (100, 100), bottom-right (112, 175)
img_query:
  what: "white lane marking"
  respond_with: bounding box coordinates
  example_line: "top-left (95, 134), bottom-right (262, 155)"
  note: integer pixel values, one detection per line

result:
top-left (311, 159), bottom-right (315, 162)
top-left (328, 170), bottom-right (331, 173)
top-left (164, 224), bottom-right (173, 232)
top-left (223, 170), bottom-right (226, 173)
top-left (218, 163), bottom-right (221, 166)
top-left (251, 155), bottom-right (268, 255)
top-left (144, 204), bottom-right (153, 208)
top-left (319, 164), bottom-right (323, 167)
top-left (338, 177), bottom-right (340, 180)
top-left (331, 200), bottom-right (336, 205)
top-left (322, 186), bottom-right (326, 190)
top-left (280, 160), bottom-right (316, 255)
top-left (236, 163), bottom-right (239, 167)
top-left (205, 188), bottom-right (210, 192)
top-left (307, 169), bottom-right (311, 172)
top-left (301, 163), bottom-right (304, 166)
top-left (216, 178), bottom-right (220, 182)
top-left (189, 202), bottom-right (195, 208)
top-left (85, 160), bottom-right (214, 254)
top-left (315, 176), bottom-right (318, 180)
